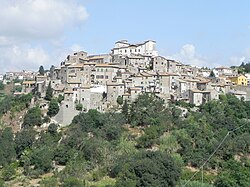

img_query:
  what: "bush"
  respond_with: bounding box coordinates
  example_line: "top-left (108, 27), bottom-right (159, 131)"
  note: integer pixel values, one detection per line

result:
top-left (22, 106), bottom-right (42, 128)
top-left (40, 177), bottom-right (58, 187)
top-left (2, 165), bottom-right (16, 181)
top-left (61, 177), bottom-right (85, 187)
top-left (48, 123), bottom-right (58, 135)
top-left (75, 103), bottom-right (83, 111)
top-left (57, 94), bottom-right (64, 104)
top-left (47, 99), bottom-right (59, 117)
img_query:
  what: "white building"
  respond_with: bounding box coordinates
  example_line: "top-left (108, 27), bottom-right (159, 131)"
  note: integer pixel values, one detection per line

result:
top-left (111, 40), bottom-right (158, 57)
top-left (0, 74), bottom-right (3, 81)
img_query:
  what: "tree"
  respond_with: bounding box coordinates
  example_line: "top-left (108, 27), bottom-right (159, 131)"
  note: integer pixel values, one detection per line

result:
top-left (22, 106), bottom-right (42, 128)
top-left (40, 177), bottom-right (58, 187)
top-left (115, 151), bottom-right (181, 187)
top-left (57, 94), bottom-right (64, 104)
top-left (209, 70), bottom-right (215, 77)
top-left (0, 81), bottom-right (4, 90)
top-left (2, 164), bottom-right (16, 181)
top-left (215, 159), bottom-right (250, 187)
top-left (75, 103), bottom-right (83, 111)
top-left (0, 128), bottom-right (16, 166)
top-left (47, 99), bottom-right (59, 117)
top-left (61, 177), bottom-right (85, 187)
top-left (15, 128), bottom-right (36, 157)
top-left (130, 93), bottom-right (166, 126)
top-left (39, 65), bottom-right (45, 75)
top-left (31, 146), bottom-right (54, 173)
top-left (49, 65), bottom-right (55, 79)
top-left (45, 81), bottom-right (53, 101)
top-left (117, 96), bottom-right (123, 105)
top-left (48, 123), bottom-right (58, 135)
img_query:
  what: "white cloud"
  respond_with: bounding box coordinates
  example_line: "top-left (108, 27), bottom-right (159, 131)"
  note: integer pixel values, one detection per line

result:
top-left (0, 0), bottom-right (89, 73)
top-left (167, 44), bottom-right (208, 67)
top-left (0, 0), bottom-right (88, 40)
top-left (0, 45), bottom-right (51, 73)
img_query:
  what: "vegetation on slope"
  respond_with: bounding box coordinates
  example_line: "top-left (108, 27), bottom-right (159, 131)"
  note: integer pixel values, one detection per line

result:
top-left (0, 93), bottom-right (249, 187)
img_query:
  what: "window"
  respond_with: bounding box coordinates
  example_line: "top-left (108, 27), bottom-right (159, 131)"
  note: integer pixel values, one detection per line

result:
top-left (125, 50), bottom-right (127, 53)
top-left (135, 49), bottom-right (137, 52)
top-left (105, 76), bottom-right (108, 79)
top-left (82, 98), bottom-right (84, 101)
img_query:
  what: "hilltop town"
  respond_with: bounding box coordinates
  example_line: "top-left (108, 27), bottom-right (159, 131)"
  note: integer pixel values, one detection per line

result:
top-left (1, 40), bottom-right (250, 125)
top-left (0, 40), bottom-right (250, 187)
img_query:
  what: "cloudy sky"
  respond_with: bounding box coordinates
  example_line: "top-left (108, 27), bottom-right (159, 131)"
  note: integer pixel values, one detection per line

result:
top-left (0, 0), bottom-right (250, 73)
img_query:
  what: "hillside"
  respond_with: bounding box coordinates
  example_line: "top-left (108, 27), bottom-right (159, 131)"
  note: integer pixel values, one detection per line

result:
top-left (0, 93), bottom-right (249, 187)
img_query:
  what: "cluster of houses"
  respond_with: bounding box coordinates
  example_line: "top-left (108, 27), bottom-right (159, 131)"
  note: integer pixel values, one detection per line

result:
top-left (1, 40), bottom-right (250, 125)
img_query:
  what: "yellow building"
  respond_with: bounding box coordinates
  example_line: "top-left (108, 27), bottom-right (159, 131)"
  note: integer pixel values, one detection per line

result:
top-left (229, 75), bottom-right (247, 86)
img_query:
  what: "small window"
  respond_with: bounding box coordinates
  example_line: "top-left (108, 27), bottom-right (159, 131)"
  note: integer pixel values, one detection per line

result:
top-left (66, 105), bottom-right (68, 108)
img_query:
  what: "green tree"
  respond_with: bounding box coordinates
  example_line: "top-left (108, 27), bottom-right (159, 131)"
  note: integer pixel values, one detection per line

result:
top-left (39, 65), bottom-right (45, 75)
top-left (45, 81), bottom-right (53, 101)
top-left (0, 82), bottom-right (4, 90)
top-left (40, 177), bottom-right (58, 187)
top-left (61, 177), bottom-right (85, 187)
top-left (209, 70), bottom-right (215, 77)
top-left (57, 94), bottom-right (64, 104)
top-left (47, 99), bottom-right (59, 117)
top-left (75, 103), bottom-right (83, 111)
top-left (215, 159), bottom-right (250, 187)
top-left (2, 164), bottom-right (16, 181)
top-left (115, 151), bottom-right (181, 187)
top-left (31, 146), bottom-right (54, 173)
top-left (130, 93), bottom-right (166, 126)
top-left (22, 106), bottom-right (42, 128)
top-left (15, 128), bottom-right (36, 157)
top-left (116, 96), bottom-right (123, 105)
top-left (0, 128), bottom-right (16, 166)
top-left (47, 123), bottom-right (58, 135)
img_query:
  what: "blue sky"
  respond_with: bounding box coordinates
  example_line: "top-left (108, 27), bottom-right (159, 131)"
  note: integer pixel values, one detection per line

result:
top-left (0, 0), bottom-right (250, 73)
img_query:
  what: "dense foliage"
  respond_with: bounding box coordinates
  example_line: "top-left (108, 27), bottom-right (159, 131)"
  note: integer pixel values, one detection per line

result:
top-left (0, 93), bottom-right (249, 187)
top-left (47, 99), bottom-right (59, 117)
top-left (45, 81), bottom-right (53, 101)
